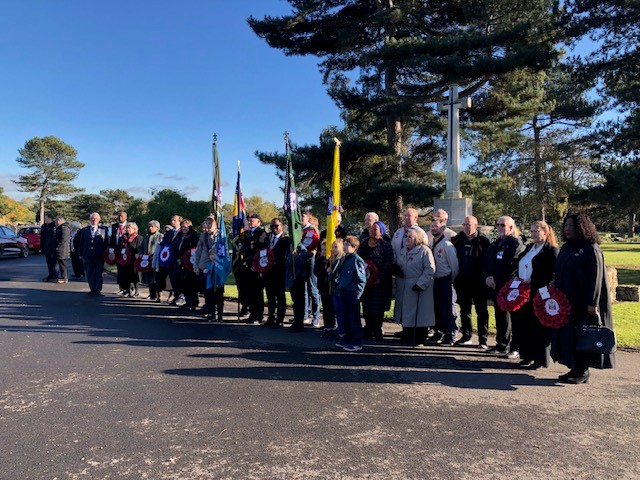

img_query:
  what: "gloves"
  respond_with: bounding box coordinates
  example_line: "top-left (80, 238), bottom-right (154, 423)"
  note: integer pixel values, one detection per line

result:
top-left (391, 264), bottom-right (404, 278)
top-left (412, 284), bottom-right (423, 293)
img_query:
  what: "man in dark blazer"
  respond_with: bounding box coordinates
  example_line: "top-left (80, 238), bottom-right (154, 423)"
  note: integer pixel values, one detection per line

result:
top-left (263, 218), bottom-right (291, 328)
top-left (77, 212), bottom-right (109, 295)
top-left (241, 212), bottom-right (268, 323)
top-left (109, 210), bottom-right (128, 247)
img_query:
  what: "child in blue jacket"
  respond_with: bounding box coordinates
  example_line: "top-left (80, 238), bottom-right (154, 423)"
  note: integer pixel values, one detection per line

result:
top-left (333, 235), bottom-right (367, 351)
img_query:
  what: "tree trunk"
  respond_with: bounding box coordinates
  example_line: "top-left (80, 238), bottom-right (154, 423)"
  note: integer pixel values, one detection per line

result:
top-left (381, 0), bottom-right (403, 232)
top-left (629, 212), bottom-right (636, 238)
top-left (532, 115), bottom-right (545, 222)
top-left (38, 199), bottom-right (45, 226)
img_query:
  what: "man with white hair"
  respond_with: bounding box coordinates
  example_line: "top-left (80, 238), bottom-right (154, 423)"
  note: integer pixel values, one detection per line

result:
top-left (77, 212), bottom-right (109, 295)
top-left (391, 208), bottom-right (427, 267)
top-left (483, 215), bottom-right (525, 356)
top-left (360, 211), bottom-right (390, 243)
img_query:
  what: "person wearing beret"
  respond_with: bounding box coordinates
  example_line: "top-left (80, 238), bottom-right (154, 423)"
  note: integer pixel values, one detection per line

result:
top-left (241, 212), bottom-right (269, 323)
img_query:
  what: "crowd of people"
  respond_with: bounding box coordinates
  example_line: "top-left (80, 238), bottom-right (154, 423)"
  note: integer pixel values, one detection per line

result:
top-left (40, 207), bottom-right (615, 384)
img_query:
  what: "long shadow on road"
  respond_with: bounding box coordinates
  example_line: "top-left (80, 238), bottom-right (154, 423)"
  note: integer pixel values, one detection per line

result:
top-left (0, 258), bottom-right (560, 392)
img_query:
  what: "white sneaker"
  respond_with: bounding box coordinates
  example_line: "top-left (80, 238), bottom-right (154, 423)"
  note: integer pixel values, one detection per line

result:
top-left (343, 345), bottom-right (363, 352)
top-left (312, 317), bottom-right (320, 327)
top-left (505, 350), bottom-right (520, 359)
top-left (175, 294), bottom-right (186, 306)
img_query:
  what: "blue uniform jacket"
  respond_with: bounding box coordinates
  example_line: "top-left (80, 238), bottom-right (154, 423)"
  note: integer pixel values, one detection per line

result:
top-left (336, 253), bottom-right (367, 299)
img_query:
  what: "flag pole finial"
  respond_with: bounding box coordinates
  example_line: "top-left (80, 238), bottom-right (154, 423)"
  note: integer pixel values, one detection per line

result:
top-left (333, 137), bottom-right (341, 147)
top-left (213, 133), bottom-right (218, 143)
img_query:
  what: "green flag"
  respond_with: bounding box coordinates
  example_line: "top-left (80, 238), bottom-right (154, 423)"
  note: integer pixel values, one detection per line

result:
top-left (283, 133), bottom-right (302, 250)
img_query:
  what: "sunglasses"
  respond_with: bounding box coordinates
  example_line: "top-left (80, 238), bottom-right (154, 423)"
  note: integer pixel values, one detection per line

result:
top-left (270, 224), bottom-right (281, 229)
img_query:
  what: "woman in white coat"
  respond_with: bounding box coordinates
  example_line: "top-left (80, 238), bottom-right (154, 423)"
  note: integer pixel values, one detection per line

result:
top-left (393, 229), bottom-right (436, 345)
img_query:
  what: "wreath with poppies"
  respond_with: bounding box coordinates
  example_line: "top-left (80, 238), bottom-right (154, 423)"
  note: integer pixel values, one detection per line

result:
top-left (103, 247), bottom-right (117, 265)
top-left (496, 278), bottom-right (531, 312)
top-left (251, 248), bottom-right (275, 273)
top-left (134, 254), bottom-right (153, 273)
top-left (364, 259), bottom-right (379, 289)
top-left (533, 284), bottom-right (571, 328)
top-left (182, 248), bottom-right (197, 271)
top-left (116, 246), bottom-right (132, 266)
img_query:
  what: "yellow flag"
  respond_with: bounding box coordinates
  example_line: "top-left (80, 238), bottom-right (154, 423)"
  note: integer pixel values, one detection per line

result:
top-left (326, 138), bottom-right (341, 258)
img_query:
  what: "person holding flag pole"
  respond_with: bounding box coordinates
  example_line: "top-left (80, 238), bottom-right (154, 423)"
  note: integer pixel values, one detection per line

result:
top-left (203, 134), bottom-right (231, 322)
top-left (231, 161), bottom-right (249, 321)
top-left (282, 132), bottom-right (310, 332)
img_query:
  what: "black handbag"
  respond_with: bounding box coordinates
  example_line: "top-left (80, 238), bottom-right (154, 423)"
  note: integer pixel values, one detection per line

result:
top-left (574, 314), bottom-right (616, 354)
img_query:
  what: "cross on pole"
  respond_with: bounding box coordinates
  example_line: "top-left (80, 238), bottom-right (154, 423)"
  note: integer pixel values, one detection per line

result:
top-left (437, 85), bottom-right (471, 199)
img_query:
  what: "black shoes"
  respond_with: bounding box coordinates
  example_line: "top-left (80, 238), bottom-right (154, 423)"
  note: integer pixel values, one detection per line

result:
top-left (558, 370), bottom-right (590, 384)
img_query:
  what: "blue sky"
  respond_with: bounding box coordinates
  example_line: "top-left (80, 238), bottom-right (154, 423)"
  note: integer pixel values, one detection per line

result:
top-left (0, 1), bottom-right (342, 205)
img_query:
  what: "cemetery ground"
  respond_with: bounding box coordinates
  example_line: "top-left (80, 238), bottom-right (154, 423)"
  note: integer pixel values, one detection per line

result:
top-left (2, 254), bottom-right (639, 479)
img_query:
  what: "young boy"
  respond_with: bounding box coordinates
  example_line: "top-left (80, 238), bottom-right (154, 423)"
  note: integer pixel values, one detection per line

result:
top-left (333, 235), bottom-right (367, 352)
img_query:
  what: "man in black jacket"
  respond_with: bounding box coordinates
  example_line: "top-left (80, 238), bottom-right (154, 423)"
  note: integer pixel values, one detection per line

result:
top-left (452, 216), bottom-right (491, 348)
top-left (483, 216), bottom-right (525, 355)
top-left (40, 213), bottom-right (58, 282)
top-left (54, 216), bottom-right (71, 283)
top-left (263, 218), bottom-right (291, 328)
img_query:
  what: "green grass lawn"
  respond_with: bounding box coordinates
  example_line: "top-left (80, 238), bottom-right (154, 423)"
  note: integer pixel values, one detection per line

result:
top-left (602, 242), bottom-right (640, 285)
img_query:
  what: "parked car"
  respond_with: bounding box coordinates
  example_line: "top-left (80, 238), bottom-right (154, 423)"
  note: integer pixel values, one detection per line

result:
top-left (0, 225), bottom-right (29, 258)
top-left (18, 225), bottom-right (42, 252)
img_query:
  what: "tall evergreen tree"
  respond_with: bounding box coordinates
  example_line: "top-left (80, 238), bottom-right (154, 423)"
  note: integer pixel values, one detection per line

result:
top-left (249, 0), bottom-right (565, 229)
top-left (14, 136), bottom-right (84, 225)
top-left (570, 0), bottom-right (640, 156)
top-left (469, 64), bottom-right (601, 222)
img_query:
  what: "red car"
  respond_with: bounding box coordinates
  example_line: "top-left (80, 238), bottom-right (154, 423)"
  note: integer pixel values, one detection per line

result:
top-left (18, 226), bottom-right (41, 252)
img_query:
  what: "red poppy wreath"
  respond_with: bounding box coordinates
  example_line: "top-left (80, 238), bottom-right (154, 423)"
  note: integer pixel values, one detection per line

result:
top-left (134, 254), bottom-right (153, 273)
top-left (496, 278), bottom-right (531, 312)
top-left (533, 284), bottom-right (571, 328)
top-left (251, 248), bottom-right (275, 273)
top-left (103, 247), bottom-right (117, 265)
top-left (182, 248), bottom-right (197, 271)
top-left (116, 246), bottom-right (132, 266)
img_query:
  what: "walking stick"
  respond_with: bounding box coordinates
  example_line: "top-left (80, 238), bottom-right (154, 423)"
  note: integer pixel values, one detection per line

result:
top-left (412, 289), bottom-right (421, 349)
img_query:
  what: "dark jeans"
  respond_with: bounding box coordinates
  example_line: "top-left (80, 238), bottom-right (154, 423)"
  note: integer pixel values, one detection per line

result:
top-left (83, 257), bottom-right (104, 293)
top-left (199, 272), bottom-right (224, 317)
top-left (334, 290), bottom-right (363, 347)
top-left (304, 255), bottom-right (321, 319)
top-left (456, 280), bottom-right (489, 344)
top-left (434, 275), bottom-right (456, 334)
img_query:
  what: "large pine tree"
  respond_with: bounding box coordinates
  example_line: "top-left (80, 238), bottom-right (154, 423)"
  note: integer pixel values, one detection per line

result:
top-left (14, 136), bottom-right (84, 224)
top-left (249, 0), bottom-right (565, 229)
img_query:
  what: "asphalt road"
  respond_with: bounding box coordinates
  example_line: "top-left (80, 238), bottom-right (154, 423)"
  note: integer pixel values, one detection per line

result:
top-left (1, 254), bottom-right (639, 479)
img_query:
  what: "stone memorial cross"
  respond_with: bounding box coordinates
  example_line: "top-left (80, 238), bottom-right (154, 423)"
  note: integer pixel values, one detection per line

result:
top-left (437, 84), bottom-right (471, 199)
